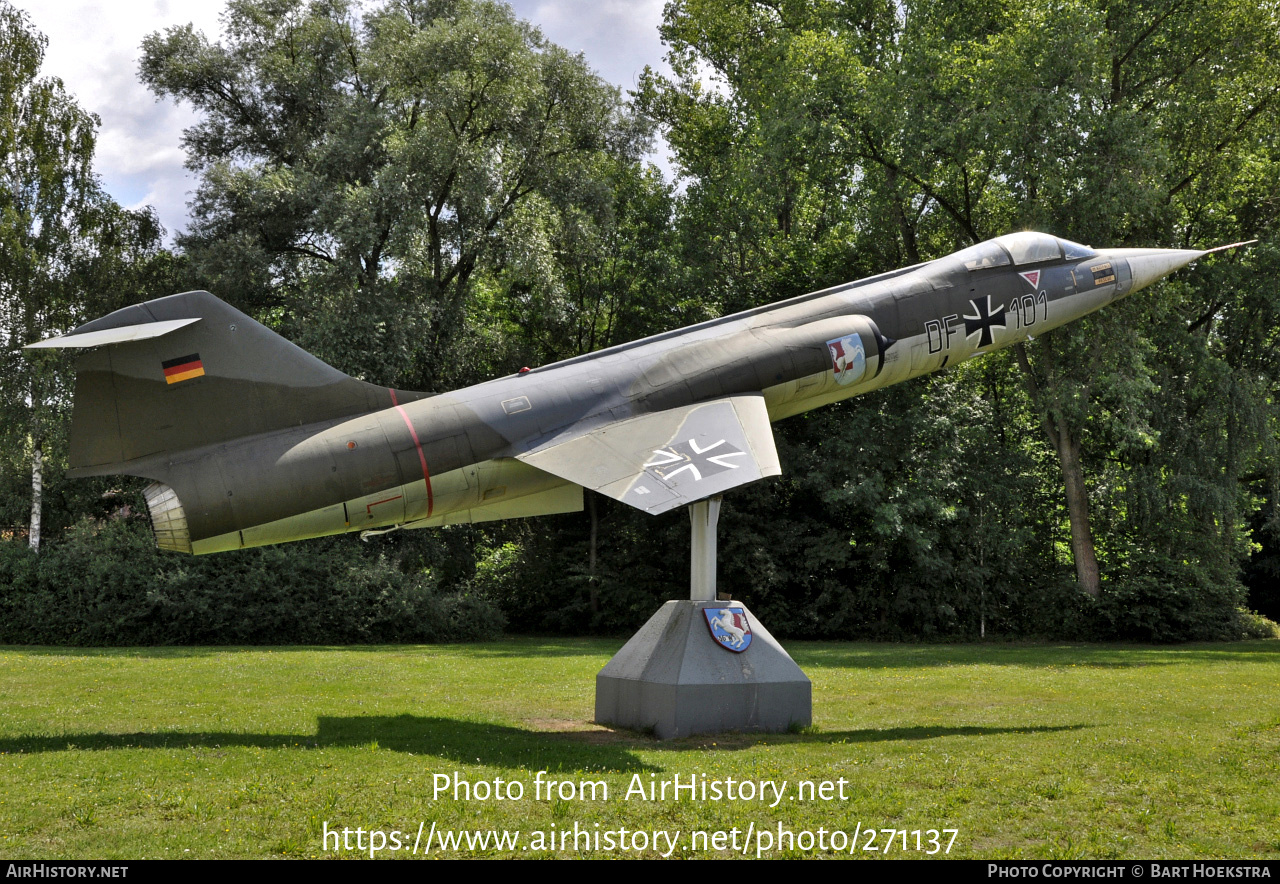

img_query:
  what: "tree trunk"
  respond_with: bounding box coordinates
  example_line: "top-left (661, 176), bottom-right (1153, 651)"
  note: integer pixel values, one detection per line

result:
top-left (1014, 344), bottom-right (1101, 597)
top-left (886, 167), bottom-right (921, 263)
top-left (1053, 417), bottom-right (1102, 597)
top-left (29, 442), bottom-right (42, 553)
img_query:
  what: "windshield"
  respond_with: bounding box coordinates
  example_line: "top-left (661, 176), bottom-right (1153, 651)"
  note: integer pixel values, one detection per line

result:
top-left (954, 233), bottom-right (1098, 269)
top-left (954, 241), bottom-right (1012, 271)
top-left (1059, 237), bottom-right (1097, 259)
top-left (994, 232), bottom-right (1063, 265)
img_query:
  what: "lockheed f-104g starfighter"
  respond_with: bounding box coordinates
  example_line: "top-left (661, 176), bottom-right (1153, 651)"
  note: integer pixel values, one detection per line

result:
top-left (28, 232), bottom-right (1244, 557)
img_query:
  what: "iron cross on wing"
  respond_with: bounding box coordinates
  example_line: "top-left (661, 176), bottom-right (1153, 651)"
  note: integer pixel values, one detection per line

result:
top-left (643, 438), bottom-right (747, 482)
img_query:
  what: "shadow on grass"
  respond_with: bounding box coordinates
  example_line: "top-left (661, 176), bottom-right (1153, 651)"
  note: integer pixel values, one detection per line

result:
top-left (0, 645), bottom-right (236, 658)
top-left (0, 642), bottom-right (1136, 665)
top-left (6, 639), bottom-right (1275, 666)
top-left (0, 715), bottom-right (659, 773)
top-left (427, 640), bottom-right (621, 659)
top-left (797, 722), bottom-right (1092, 744)
top-left (790, 640), bottom-right (1280, 670)
top-left (0, 639), bottom-right (618, 660)
top-left (636, 722), bottom-right (1094, 751)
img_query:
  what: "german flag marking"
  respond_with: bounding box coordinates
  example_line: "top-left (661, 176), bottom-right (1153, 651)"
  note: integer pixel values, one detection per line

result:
top-left (162, 353), bottom-right (205, 384)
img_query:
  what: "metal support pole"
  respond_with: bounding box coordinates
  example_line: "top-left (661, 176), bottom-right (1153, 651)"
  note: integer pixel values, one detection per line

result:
top-left (689, 496), bottom-right (722, 601)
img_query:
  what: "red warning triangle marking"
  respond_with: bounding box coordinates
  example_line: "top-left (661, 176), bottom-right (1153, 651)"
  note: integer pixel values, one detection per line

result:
top-left (1019, 270), bottom-right (1041, 287)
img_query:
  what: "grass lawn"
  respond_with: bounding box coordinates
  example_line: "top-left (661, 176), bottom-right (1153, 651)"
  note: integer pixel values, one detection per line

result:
top-left (1, 638), bottom-right (1277, 859)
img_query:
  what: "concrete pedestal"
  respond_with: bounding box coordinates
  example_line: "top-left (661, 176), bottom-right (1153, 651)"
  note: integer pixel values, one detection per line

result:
top-left (595, 599), bottom-right (811, 739)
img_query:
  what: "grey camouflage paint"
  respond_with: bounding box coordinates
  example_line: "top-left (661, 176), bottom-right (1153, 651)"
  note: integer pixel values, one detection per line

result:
top-left (28, 232), bottom-right (1225, 554)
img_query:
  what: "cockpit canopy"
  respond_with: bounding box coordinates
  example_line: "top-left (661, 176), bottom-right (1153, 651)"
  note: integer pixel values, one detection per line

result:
top-left (953, 232), bottom-right (1096, 270)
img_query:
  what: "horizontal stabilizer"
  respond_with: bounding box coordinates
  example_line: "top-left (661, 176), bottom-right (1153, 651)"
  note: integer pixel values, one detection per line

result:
top-left (24, 318), bottom-right (201, 349)
top-left (517, 395), bottom-right (780, 515)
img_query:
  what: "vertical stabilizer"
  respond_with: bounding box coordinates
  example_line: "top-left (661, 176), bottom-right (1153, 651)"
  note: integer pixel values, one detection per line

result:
top-left (28, 291), bottom-right (422, 476)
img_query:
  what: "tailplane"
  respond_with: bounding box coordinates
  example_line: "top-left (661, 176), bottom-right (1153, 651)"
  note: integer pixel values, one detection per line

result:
top-left (28, 291), bottom-right (420, 477)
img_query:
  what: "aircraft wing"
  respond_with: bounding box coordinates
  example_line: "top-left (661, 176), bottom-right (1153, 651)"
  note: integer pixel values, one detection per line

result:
top-left (516, 394), bottom-right (780, 515)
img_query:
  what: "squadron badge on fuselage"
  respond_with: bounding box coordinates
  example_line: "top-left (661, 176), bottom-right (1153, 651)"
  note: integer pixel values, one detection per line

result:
top-left (827, 333), bottom-right (866, 386)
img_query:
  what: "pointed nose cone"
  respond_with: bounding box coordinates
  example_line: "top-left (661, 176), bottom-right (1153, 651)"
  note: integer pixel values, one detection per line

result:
top-left (1097, 247), bottom-right (1205, 295)
top-left (1124, 248), bottom-right (1205, 293)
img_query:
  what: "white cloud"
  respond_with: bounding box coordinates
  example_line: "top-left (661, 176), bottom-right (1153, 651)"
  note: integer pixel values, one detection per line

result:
top-left (511, 0), bottom-right (668, 91)
top-left (15, 0), bottom-right (224, 240)
top-left (13, 0), bottom-right (672, 244)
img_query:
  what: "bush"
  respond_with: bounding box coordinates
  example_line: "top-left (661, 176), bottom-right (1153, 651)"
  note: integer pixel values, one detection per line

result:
top-left (0, 519), bottom-right (505, 646)
top-left (1234, 608), bottom-right (1280, 640)
top-left (1094, 571), bottom-right (1245, 643)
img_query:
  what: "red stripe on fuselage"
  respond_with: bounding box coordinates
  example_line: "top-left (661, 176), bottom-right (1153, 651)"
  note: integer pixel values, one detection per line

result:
top-left (388, 388), bottom-right (399, 406)
top-left (366, 494), bottom-right (403, 516)
top-left (394, 405), bottom-right (433, 517)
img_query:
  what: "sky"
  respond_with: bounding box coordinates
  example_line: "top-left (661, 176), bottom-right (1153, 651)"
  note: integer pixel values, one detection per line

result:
top-left (15, 0), bottom-right (671, 243)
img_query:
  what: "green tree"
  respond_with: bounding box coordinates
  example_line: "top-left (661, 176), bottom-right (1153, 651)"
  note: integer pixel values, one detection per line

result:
top-left (642, 0), bottom-right (1280, 631)
top-left (141, 0), bottom-right (652, 390)
top-left (0, 3), bottom-right (167, 551)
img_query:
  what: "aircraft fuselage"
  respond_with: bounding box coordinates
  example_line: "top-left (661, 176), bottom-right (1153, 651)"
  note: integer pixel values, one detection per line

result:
top-left (36, 232), bottom-right (1217, 554)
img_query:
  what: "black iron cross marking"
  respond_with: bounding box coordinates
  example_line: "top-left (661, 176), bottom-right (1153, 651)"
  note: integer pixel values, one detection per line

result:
top-left (643, 438), bottom-right (747, 483)
top-left (964, 295), bottom-right (1006, 348)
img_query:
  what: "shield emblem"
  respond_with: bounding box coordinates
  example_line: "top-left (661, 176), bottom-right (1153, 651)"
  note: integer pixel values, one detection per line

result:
top-left (704, 607), bottom-right (753, 652)
top-left (826, 333), bottom-right (866, 386)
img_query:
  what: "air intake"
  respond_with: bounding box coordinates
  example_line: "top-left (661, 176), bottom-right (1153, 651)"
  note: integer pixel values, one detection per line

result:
top-left (143, 482), bottom-right (192, 553)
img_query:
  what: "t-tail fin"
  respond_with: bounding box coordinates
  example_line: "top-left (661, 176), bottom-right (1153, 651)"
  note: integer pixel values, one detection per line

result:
top-left (28, 291), bottom-right (421, 477)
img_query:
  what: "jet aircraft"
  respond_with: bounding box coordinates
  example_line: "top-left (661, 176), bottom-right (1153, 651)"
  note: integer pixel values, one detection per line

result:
top-left (28, 232), bottom-right (1244, 559)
